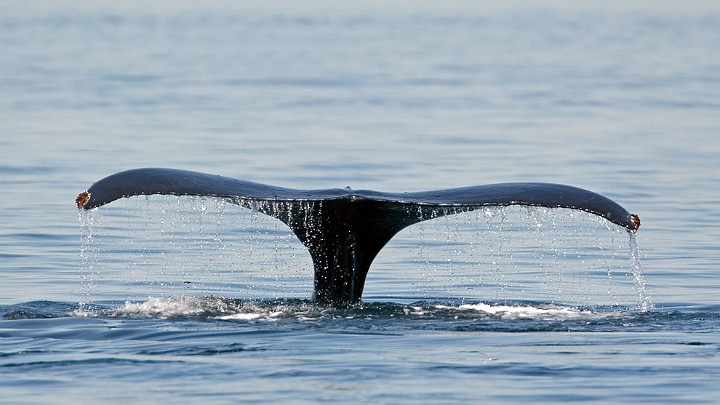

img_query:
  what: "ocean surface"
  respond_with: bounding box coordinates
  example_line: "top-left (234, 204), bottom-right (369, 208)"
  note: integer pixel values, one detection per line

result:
top-left (1, 1), bottom-right (719, 403)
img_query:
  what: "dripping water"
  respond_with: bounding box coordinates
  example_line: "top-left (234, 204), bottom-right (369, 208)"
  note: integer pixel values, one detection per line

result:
top-left (78, 195), bottom-right (313, 303)
top-left (629, 232), bottom-right (654, 312)
top-left (79, 197), bottom-right (652, 310)
top-left (372, 206), bottom-right (650, 309)
top-left (78, 208), bottom-right (100, 307)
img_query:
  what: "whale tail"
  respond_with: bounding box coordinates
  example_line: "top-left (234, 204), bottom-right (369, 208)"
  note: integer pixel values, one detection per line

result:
top-left (76, 168), bottom-right (640, 305)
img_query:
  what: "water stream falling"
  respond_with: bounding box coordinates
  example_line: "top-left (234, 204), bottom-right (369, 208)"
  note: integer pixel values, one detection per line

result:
top-left (78, 196), bottom-right (652, 310)
top-left (629, 233), bottom-right (654, 312)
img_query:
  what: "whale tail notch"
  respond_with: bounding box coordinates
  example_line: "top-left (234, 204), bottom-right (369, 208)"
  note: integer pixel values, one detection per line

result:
top-left (76, 168), bottom-right (640, 305)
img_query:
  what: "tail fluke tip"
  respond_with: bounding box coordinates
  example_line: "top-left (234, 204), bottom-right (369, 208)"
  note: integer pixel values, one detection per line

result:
top-left (76, 191), bottom-right (91, 209)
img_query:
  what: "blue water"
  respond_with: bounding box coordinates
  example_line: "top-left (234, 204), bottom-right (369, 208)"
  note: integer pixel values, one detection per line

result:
top-left (1, 1), bottom-right (719, 403)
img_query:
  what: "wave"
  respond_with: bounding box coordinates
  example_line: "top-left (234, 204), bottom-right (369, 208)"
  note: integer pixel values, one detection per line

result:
top-left (3, 296), bottom-right (717, 334)
top-left (73, 295), bottom-right (609, 321)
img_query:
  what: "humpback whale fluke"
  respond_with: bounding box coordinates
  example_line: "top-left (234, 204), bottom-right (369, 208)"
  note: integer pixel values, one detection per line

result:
top-left (76, 168), bottom-right (640, 305)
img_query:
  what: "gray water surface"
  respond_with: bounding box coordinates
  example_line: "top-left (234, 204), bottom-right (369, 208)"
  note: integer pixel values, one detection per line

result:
top-left (1, 1), bottom-right (719, 404)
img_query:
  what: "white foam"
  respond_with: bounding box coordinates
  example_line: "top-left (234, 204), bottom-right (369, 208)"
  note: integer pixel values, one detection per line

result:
top-left (74, 296), bottom-right (238, 319)
top-left (217, 313), bottom-right (265, 321)
top-left (444, 302), bottom-right (595, 320)
top-left (116, 296), bottom-right (217, 318)
top-left (73, 295), bottom-right (624, 323)
top-left (101, 296), bottom-right (287, 321)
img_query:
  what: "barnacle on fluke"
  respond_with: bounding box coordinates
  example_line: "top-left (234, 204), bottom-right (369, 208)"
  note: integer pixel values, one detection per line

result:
top-left (75, 191), bottom-right (91, 209)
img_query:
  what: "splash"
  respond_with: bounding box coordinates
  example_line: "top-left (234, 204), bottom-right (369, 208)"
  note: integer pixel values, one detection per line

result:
top-left (107, 296), bottom-right (240, 319)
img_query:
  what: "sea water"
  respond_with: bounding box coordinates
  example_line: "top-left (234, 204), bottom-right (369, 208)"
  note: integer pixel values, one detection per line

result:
top-left (1, 1), bottom-right (719, 404)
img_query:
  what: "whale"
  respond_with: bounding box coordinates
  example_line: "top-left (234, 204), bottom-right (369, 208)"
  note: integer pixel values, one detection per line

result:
top-left (76, 168), bottom-right (640, 305)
